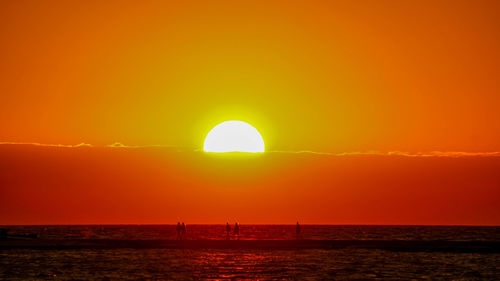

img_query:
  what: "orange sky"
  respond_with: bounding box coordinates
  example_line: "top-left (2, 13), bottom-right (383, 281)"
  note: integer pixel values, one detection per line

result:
top-left (0, 0), bottom-right (499, 224)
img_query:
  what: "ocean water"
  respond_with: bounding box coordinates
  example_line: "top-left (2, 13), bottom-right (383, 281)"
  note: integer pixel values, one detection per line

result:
top-left (4, 224), bottom-right (499, 241)
top-left (1, 225), bottom-right (499, 280)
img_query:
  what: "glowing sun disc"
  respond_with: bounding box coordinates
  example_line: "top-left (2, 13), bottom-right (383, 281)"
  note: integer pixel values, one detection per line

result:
top-left (203, 121), bottom-right (265, 153)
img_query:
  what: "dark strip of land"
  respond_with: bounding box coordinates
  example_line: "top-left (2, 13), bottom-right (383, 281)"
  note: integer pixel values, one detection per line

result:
top-left (0, 239), bottom-right (499, 253)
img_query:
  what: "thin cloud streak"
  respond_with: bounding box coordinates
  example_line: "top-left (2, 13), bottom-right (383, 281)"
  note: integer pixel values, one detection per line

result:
top-left (0, 141), bottom-right (92, 148)
top-left (271, 150), bottom-right (500, 157)
top-left (106, 142), bottom-right (187, 150)
top-left (0, 141), bottom-right (186, 150)
top-left (0, 142), bottom-right (499, 157)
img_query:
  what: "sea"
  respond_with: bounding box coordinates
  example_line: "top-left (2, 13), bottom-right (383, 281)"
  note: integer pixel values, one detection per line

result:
top-left (1, 225), bottom-right (499, 280)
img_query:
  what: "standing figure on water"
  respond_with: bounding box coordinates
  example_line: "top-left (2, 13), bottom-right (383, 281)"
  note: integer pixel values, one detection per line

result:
top-left (176, 222), bottom-right (181, 240)
top-left (225, 222), bottom-right (231, 240)
top-left (296, 221), bottom-right (301, 239)
top-left (234, 222), bottom-right (240, 240)
top-left (181, 222), bottom-right (186, 240)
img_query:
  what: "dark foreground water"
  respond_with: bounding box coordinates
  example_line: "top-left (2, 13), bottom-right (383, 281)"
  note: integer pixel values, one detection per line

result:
top-left (1, 225), bottom-right (499, 280)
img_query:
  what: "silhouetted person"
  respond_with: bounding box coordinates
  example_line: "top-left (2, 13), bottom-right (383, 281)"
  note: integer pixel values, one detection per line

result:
top-left (225, 222), bottom-right (231, 240)
top-left (181, 222), bottom-right (186, 240)
top-left (176, 222), bottom-right (181, 240)
top-left (234, 222), bottom-right (240, 239)
top-left (296, 221), bottom-right (301, 239)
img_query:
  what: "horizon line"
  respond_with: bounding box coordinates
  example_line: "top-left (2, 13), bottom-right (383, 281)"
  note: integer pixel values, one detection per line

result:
top-left (1, 223), bottom-right (499, 227)
top-left (1, 141), bottom-right (499, 158)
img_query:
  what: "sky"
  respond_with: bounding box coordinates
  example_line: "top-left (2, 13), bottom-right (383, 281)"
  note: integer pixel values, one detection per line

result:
top-left (0, 0), bottom-right (499, 225)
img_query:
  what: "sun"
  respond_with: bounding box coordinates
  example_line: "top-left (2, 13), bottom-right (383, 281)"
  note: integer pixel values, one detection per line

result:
top-left (203, 121), bottom-right (265, 153)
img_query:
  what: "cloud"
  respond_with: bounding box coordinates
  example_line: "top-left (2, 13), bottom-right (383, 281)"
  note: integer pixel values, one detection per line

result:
top-left (0, 142), bottom-right (499, 157)
top-left (0, 142), bottom-right (92, 148)
top-left (105, 142), bottom-right (185, 149)
top-left (107, 142), bottom-right (127, 148)
top-left (270, 150), bottom-right (500, 157)
top-left (386, 151), bottom-right (500, 157)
